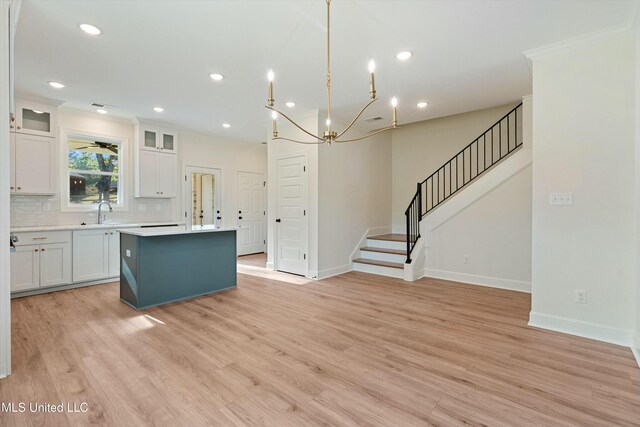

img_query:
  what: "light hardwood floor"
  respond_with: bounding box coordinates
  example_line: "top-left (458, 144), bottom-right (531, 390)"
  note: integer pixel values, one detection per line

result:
top-left (1, 253), bottom-right (639, 426)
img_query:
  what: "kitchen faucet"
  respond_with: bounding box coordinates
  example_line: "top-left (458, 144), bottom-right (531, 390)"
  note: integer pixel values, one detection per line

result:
top-left (97, 200), bottom-right (113, 224)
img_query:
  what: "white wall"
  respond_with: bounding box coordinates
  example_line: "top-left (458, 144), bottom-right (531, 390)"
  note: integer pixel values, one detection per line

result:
top-left (11, 108), bottom-right (174, 227)
top-left (424, 162), bottom-right (532, 292)
top-left (178, 130), bottom-right (267, 230)
top-left (318, 128), bottom-right (392, 278)
top-left (635, 24), bottom-right (640, 362)
top-left (0, 0), bottom-right (13, 378)
top-left (391, 103), bottom-right (519, 232)
top-left (529, 31), bottom-right (636, 345)
top-left (266, 110), bottom-right (320, 276)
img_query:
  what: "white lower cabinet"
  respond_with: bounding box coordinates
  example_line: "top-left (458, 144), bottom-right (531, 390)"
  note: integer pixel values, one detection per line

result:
top-left (10, 237), bottom-right (71, 293)
top-left (73, 228), bottom-right (121, 282)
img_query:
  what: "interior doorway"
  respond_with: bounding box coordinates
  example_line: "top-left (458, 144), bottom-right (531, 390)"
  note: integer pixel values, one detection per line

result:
top-left (184, 166), bottom-right (221, 228)
top-left (237, 171), bottom-right (265, 256)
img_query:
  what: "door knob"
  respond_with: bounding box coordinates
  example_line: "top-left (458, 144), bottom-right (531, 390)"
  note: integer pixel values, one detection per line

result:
top-left (275, 219), bottom-right (281, 223)
top-left (216, 216), bottom-right (222, 220)
top-left (239, 216), bottom-right (243, 220)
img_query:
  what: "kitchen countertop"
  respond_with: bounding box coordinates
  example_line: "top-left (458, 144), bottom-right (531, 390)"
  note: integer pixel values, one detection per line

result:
top-left (119, 225), bottom-right (238, 237)
top-left (11, 222), bottom-right (185, 233)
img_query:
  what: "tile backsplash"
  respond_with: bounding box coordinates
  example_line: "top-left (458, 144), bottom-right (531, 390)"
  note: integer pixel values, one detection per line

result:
top-left (10, 194), bottom-right (174, 228)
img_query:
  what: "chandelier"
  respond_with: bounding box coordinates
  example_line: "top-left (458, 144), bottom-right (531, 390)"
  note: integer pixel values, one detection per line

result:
top-left (265, 0), bottom-right (398, 145)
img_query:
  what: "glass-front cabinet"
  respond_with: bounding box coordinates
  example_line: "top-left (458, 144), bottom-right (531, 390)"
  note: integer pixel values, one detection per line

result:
top-left (139, 124), bottom-right (177, 154)
top-left (14, 100), bottom-right (58, 138)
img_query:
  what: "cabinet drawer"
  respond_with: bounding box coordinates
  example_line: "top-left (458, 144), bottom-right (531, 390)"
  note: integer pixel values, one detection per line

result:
top-left (13, 231), bottom-right (71, 246)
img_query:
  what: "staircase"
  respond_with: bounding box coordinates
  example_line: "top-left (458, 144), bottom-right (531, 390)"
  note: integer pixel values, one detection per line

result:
top-left (351, 102), bottom-right (524, 280)
top-left (353, 234), bottom-right (407, 278)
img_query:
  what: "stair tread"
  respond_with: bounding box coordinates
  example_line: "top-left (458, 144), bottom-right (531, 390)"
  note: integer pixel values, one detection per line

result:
top-left (360, 246), bottom-right (405, 255)
top-left (369, 233), bottom-right (413, 242)
top-left (353, 258), bottom-right (404, 269)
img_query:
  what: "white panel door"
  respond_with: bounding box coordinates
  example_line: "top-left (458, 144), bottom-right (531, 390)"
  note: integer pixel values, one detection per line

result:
top-left (10, 246), bottom-right (39, 292)
top-left (108, 230), bottom-right (120, 278)
top-left (73, 230), bottom-right (109, 282)
top-left (237, 172), bottom-right (264, 256)
top-left (39, 243), bottom-right (71, 288)
top-left (276, 156), bottom-right (307, 276)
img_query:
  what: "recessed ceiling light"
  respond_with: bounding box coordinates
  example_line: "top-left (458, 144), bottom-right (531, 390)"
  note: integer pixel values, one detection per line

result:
top-left (396, 51), bottom-right (413, 61)
top-left (417, 101), bottom-right (428, 108)
top-left (48, 81), bottom-right (65, 89)
top-left (79, 24), bottom-right (102, 35)
top-left (210, 73), bottom-right (224, 81)
top-left (222, 123), bottom-right (231, 128)
top-left (285, 101), bottom-right (296, 108)
top-left (96, 108), bottom-right (108, 115)
top-left (153, 107), bottom-right (164, 113)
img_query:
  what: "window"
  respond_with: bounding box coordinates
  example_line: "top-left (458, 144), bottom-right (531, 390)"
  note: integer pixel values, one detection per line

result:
top-left (67, 135), bottom-right (122, 205)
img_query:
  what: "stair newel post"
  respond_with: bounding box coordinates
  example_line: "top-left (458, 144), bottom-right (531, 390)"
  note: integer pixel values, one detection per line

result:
top-left (417, 182), bottom-right (422, 238)
top-left (406, 208), bottom-right (411, 264)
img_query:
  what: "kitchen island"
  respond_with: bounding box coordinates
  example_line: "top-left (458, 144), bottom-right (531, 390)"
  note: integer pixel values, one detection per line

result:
top-left (119, 226), bottom-right (237, 310)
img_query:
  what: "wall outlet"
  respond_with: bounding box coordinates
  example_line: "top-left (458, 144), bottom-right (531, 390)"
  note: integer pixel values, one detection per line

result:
top-left (575, 289), bottom-right (587, 304)
top-left (345, 199), bottom-right (351, 208)
top-left (550, 192), bottom-right (573, 206)
top-left (138, 204), bottom-right (146, 211)
top-left (464, 255), bottom-right (470, 264)
top-left (42, 202), bottom-right (51, 211)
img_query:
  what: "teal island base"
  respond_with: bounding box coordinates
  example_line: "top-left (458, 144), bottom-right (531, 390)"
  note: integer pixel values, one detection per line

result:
top-left (119, 227), bottom-right (237, 310)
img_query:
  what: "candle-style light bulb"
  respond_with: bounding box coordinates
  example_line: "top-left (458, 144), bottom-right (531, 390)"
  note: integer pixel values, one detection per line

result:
top-left (267, 69), bottom-right (275, 106)
top-left (326, 117), bottom-right (331, 128)
top-left (391, 97), bottom-right (398, 127)
top-left (271, 110), bottom-right (278, 138)
top-left (368, 60), bottom-right (376, 100)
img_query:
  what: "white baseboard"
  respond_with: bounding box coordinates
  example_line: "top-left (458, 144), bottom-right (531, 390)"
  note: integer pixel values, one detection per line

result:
top-left (528, 312), bottom-right (633, 347)
top-left (317, 264), bottom-right (353, 280)
top-left (424, 268), bottom-right (531, 293)
top-left (266, 262), bottom-right (275, 271)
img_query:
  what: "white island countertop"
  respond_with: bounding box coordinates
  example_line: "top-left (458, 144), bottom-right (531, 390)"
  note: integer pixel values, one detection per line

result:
top-left (11, 222), bottom-right (185, 233)
top-left (119, 225), bottom-right (238, 237)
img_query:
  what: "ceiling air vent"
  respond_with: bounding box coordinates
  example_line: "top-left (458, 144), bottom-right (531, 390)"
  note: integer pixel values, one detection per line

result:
top-left (91, 102), bottom-right (105, 108)
top-left (364, 116), bottom-right (383, 122)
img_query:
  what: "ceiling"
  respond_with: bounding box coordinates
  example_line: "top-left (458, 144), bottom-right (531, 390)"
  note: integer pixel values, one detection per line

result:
top-left (14, 0), bottom-right (637, 143)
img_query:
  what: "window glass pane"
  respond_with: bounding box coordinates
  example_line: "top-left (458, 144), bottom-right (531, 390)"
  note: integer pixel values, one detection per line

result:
top-left (69, 173), bottom-right (119, 205)
top-left (144, 130), bottom-right (156, 148)
top-left (67, 135), bottom-right (121, 205)
top-left (163, 134), bottom-right (174, 150)
top-left (68, 138), bottom-right (119, 172)
top-left (22, 108), bottom-right (50, 133)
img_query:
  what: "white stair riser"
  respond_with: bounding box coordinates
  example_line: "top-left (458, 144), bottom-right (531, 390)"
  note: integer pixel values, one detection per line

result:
top-left (359, 250), bottom-right (406, 264)
top-left (353, 262), bottom-right (404, 279)
top-left (366, 239), bottom-right (406, 251)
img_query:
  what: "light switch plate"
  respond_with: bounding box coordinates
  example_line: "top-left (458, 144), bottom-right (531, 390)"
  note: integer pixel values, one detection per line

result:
top-left (549, 192), bottom-right (573, 206)
top-left (125, 249), bottom-right (131, 257)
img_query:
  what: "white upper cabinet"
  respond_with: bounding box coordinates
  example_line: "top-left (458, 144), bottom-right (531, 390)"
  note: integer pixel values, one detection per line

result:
top-left (14, 100), bottom-right (58, 138)
top-left (139, 123), bottom-right (177, 154)
top-left (134, 119), bottom-right (178, 198)
top-left (12, 133), bottom-right (56, 195)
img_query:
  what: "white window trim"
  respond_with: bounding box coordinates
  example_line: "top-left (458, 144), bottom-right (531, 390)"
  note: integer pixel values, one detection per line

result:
top-left (60, 127), bottom-right (129, 212)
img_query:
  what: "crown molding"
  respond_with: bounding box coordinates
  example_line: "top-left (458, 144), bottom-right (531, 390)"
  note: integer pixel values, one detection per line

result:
top-left (523, 23), bottom-right (632, 64)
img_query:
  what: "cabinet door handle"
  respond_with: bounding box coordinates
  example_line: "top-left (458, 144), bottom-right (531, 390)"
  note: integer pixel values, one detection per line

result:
top-left (16, 125), bottom-right (21, 129)
top-left (9, 124), bottom-right (14, 129)
top-left (239, 216), bottom-right (243, 220)
top-left (34, 249), bottom-right (39, 252)
top-left (110, 232), bottom-right (114, 235)
top-left (41, 248), bottom-right (45, 252)
top-left (105, 232), bottom-right (108, 235)
top-left (17, 187), bottom-right (21, 190)
top-left (10, 186), bottom-right (14, 190)
top-left (32, 237), bottom-right (47, 240)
